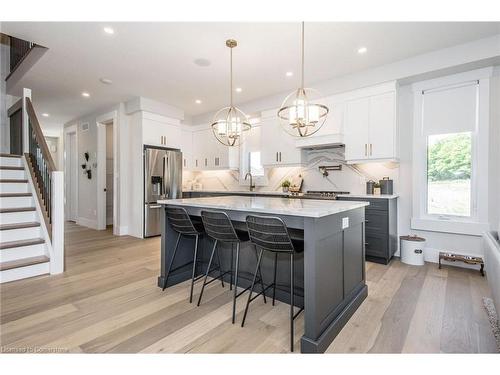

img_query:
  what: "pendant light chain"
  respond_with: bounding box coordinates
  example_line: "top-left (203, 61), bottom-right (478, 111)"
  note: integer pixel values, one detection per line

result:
top-left (230, 45), bottom-right (233, 106)
top-left (301, 21), bottom-right (305, 90)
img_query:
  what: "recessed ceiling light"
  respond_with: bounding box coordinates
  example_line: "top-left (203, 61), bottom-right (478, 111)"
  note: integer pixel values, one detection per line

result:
top-left (235, 87), bottom-right (242, 93)
top-left (357, 46), bottom-right (367, 54)
top-left (193, 58), bottom-right (211, 67)
top-left (286, 71), bottom-right (293, 77)
top-left (42, 113), bottom-right (49, 117)
top-left (195, 99), bottom-right (202, 104)
top-left (103, 27), bottom-right (114, 35)
top-left (81, 92), bottom-right (90, 98)
top-left (100, 77), bottom-right (112, 85)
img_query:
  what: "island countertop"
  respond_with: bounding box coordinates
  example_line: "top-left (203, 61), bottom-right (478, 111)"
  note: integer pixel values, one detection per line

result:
top-left (158, 195), bottom-right (369, 218)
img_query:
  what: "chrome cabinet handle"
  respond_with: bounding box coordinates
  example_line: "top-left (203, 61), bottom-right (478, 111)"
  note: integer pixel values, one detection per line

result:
top-left (149, 205), bottom-right (162, 209)
top-left (276, 152), bottom-right (278, 162)
top-left (279, 152), bottom-right (281, 162)
top-left (365, 144), bottom-right (367, 156)
top-left (370, 143), bottom-right (373, 156)
top-left (205, 158), bottom-right (207, 166)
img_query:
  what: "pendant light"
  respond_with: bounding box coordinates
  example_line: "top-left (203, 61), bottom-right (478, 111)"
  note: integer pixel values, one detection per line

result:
top-left (278, 22), bottom-right (329, 137)
top-left (211, 39), bottom-right (251, 147)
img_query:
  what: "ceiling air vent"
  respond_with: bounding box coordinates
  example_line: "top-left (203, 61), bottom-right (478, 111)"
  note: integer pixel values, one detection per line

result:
top-left (80, 122), bottom-right (89, 131)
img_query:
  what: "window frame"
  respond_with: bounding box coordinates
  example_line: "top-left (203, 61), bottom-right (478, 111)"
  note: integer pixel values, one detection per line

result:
top-left (411, 68), bottom-right (492, 236)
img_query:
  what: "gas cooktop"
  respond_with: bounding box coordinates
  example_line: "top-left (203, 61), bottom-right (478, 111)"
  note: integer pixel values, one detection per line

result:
top-left (303, 191), bottom-right (350, 200)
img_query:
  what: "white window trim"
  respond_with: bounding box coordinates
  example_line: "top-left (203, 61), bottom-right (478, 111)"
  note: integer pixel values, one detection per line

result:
top-left (411, 67), bottom-right (492, 236)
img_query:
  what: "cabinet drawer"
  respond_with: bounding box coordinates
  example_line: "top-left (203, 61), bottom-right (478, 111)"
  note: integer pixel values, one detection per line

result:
top-left (337, 196), bottom-right (388, 211)
top-left (365, 210), bottom-right (388, 232)
top-left (365, 230), bottom-right (389, 259)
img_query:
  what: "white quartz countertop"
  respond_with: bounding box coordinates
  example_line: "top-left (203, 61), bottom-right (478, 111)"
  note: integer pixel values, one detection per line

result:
top-left (185, 190), bottom-right (287, 196)
top-left (158, 196), bottom-right (369, 218)
top-left (337, 194), bottom-right (399, 199)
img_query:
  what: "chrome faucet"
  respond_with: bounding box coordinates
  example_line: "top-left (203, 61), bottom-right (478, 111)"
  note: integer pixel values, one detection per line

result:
top-left (245, 172), bottom-right (255, 192)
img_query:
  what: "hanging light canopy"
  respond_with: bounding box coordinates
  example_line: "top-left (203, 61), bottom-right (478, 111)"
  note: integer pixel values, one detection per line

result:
top-left (211, 39), bottom-right (251, 147)
top-left (278, 22), bottom-right (329, 137)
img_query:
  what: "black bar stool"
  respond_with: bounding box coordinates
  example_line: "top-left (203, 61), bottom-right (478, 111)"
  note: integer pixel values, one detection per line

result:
top-left (198, 210), bottom-right (266, 324)
top-left (242, 215), bottom-right (304, 352)
top-left (163, 206), bottom-right (206, 303)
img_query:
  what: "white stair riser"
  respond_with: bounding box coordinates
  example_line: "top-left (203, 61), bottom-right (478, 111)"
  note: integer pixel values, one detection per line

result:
top-left (0, 243), bottom-right (46, 262)
top-left (0, 196), bottom-right (34, 209)
top-left (0, 261), bottom-right (50, 283)
top-left (0, 226), bottom-right (41, 241)
top-left (0, 183), bottom-right (29, 193)
top-left (0, 157), bottom-right (22, 167)
top-left (0, 211), bottom-right (38, 225)
top-left (0, 169), bottom-right (26, 179)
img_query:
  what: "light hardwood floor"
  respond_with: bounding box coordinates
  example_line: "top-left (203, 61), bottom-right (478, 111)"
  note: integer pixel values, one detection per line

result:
top-left (0, 222), bottom-right (497, 353)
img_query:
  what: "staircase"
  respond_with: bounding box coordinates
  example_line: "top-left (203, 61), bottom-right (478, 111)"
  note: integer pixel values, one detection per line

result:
top-left (0, 153), bottom-right (50, 282)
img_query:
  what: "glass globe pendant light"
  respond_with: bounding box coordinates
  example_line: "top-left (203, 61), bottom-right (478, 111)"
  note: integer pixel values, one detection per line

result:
top-left (278, 22), bottom-right (329, 137)
top-left (211, 39), bottom-right (251, 147)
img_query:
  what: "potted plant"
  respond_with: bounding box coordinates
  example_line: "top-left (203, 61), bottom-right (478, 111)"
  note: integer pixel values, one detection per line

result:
top-left (373, 182), bottom-right (381, 195)
top-left (281, 179), bottom-right (291, 193)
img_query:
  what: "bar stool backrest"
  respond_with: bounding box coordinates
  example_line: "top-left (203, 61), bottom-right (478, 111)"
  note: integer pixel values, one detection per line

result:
top-left (201, 210), bottom-right (239, 242)
top-left (165, 206), bottom-right (198, 235)
top-left (246, 215), bottom-right (295, 253)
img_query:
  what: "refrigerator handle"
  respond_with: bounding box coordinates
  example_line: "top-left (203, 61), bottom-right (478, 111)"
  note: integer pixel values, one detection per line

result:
top-left (163, 154), bottom-right (170, 198)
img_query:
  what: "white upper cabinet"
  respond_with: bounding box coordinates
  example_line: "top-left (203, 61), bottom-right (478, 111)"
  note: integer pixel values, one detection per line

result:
top-left (260, 110), bottom-right (305, 167)
top-left (142, 112), bottom-right (182, 149)
top-left (343, 82), bottom-right (398, 163)
top-left (191, 128), bottom-right (239, 171)
top-left (180, 129), bottom-right (192, 170)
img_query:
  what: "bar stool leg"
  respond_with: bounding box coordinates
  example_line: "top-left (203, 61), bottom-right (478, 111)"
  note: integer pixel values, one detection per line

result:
top-left (216, 245), bottom-right (225, 288)
top-left (229, 243), bottom-right (234, 291)
top-left (241, 248), bottom-right (264, 327)
top-left (290, 253), bottom-right (294, 352)
top-left (272, 252), bottom-right (278, 305)
top-left (162, 233), bottom-right (181, 291)
top-left (232, 242), bottom-right (240, 324)
top-left (254, 247), bottom-right (267, 304)
top-left (189, 234), bottom-right (200, 303)
top-left (197, 239), bottom-right (218, 306)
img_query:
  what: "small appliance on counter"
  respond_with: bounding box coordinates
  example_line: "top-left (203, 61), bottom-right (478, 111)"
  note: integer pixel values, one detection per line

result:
top-left (380, 177), bottom-right (394, 195)
top-left (366, 180), bottom-right (375, 195)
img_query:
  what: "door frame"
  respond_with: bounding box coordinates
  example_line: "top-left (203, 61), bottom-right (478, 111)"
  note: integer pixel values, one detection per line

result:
top-left (96, 111), bottom-right (118, 234)
top-left (63, 124), bottom-right (78, 221)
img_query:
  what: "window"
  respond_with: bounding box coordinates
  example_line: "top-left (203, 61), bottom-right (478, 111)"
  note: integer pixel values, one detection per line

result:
top-left (249, 151), bottom-right (264, 176)
top-left (427, 132), bottom-right (472, 217)
top-left (411, 67), bottom-right (492, 236)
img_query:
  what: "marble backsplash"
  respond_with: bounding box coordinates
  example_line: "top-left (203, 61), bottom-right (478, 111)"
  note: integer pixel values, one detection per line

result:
top-left (183, 148), bottom-right (399, 195)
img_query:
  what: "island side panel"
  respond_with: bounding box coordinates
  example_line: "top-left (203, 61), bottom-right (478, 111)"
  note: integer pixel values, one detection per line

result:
top-left (301, 207), bottom-right (368, 353)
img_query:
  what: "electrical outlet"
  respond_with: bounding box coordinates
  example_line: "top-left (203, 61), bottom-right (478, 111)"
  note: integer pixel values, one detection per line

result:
top-left (342, 217), bottom-right (349, 229)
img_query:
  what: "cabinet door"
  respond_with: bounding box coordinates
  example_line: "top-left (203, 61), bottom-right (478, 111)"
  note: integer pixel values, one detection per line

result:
top-left (344, 97), bottom-right (370, 161)
top-left (181, 130), bottom-right (192, 169)
top-left (369, 92), bottom-right (396, 159)
top-left (312, 96), bottom-right (344, 137)
top-left (260, 116), bottom-right (281, 166)
top-left (279, 132), bottom-right (303, 165)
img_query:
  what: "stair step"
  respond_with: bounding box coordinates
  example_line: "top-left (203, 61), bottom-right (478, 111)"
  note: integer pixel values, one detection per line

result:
top-left (0, 207), bottom-right (36, 214)
top-left (0, 255), bottom-right (49, 271)
top-left (0, 193), bottom-right (32, 197)
top-left (0, 157), bottom-right (23, 168)
top-left (0, 238), bottom-right (45, 250)
top-left (0, 179), bottom-right (28, 183)
top-left (0, 222), bottom-right (40, 231)
top-left (0, 166), bottom-right (24, 170)
top-left (0, 154), bottom-right (22, 158)
top-left (0, 210), bottom-right (37, 225)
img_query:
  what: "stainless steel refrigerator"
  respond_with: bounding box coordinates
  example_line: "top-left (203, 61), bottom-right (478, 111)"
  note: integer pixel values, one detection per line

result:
top-left (144, 146), bottom-right (182, 237)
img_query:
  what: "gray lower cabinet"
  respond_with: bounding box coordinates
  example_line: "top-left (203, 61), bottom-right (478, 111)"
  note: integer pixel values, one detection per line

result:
top-left (337, 196), bottom-right (398, 264)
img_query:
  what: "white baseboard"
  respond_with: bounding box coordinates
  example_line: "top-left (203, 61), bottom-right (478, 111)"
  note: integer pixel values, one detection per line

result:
top-left (76, 217), bottom-right (98, 230)
top-left (116, 226), bottom-right (128, 236)
top-left (396, 246), bottom-right (483, 271)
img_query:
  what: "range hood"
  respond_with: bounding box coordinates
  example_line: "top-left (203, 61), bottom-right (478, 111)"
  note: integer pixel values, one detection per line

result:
top-left (295, 133), bottom-right (345, 150)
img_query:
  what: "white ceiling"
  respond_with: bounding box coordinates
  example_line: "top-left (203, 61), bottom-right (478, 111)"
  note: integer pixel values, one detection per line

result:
top-left (2, 22), bottom-right (500, 126)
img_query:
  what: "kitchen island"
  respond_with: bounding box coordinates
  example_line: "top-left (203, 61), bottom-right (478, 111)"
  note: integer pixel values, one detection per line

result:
top-left (157, 196), bottom-right (369, 353)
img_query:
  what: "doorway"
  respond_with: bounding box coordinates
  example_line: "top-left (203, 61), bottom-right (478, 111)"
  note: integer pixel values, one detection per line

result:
top-left (8, 104), bottom-right (22, 155)
top-left (96, 111), bottom-right (118, 234)
top-left (64, 127), bottom-right (78, 222)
